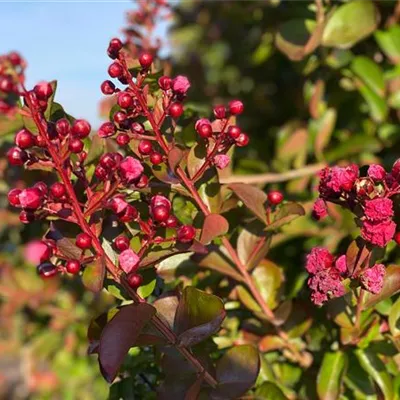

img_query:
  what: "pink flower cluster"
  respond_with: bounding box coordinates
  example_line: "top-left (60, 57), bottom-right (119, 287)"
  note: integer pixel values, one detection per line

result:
top-left (305, 247), bottom-right (347, 305)
top-left (360, 264), bottom-right (385, 294)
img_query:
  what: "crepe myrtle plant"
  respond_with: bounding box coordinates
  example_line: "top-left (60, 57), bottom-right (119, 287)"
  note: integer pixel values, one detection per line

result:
top-left (4, 36), bottom-right (312, 398)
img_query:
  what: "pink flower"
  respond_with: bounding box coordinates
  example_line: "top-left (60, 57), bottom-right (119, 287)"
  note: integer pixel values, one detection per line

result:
top-left (118, 249), bottom-right (140, 274)
top-left (326, 164), bottom-right (359, 193)
top-left (109, 196), bottom-right (128, 214)
top-left (150, 195), bottom-right (171, 213)
top-left (172, 75), bottom-right (190, 95)
top-left (312, 198), bottom-right (328, 220)
top-left (214, 154), bottom-right (230, 170)
top-left (335, 255), bottom-right (347, 275)
top-left (308, 269), bottom-right (345, 306)
top-left (24, 240), bottom-right (51, 264)
top-left (305, 247), bottom-right (334, 274)
top-left (364, 198), bottom-right (393, 221)
top-left (360, 264), bottom-right (385, 294)
top-left (367, 164), bottom-right (386, 181)
top-left (361, 219), bottom-right (396, 247)
top-left (119, 156), bottom-right (144, 183)
top-left (19, 188), bottom-right (43, 210)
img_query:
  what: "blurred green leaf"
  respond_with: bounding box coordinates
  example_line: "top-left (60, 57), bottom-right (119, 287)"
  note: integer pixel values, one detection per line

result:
top-left (317, 351), bottom-right (347, 400)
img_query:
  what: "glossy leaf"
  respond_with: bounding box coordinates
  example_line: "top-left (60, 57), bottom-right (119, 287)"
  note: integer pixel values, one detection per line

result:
top-left (175, 286), bottom-right (226, 346)
top-left (168, 147), bottom-right (185, 172)
top-left (237, 285), bottom-right (261, 313)
top-left (264, 202), bottom-right (305, 232)
top-left (314, 108), bottom-right (337, 159)
top-left (355, 349), bottom-right (394, 400)
top-left (98, 303), bottom-right (156, 383)
top-left (200, 213), bottom-right (229, 244)
top-left (187, 142), bottom-right (207, 179)
top-left (317, 351), bottom-right (347, 400)
top-left (322, 1), bottom-right (379, 49)
top-left (388, 296), bottom-right (400, 337)
top-left (375, 25), bottom-right (400, 64)
top-left (229, 183), bottom-right (268, 224)
top-left (82, 256), bottom-right (106, 293)
top-left (256, 382), bottom-right (288, 400)
top-left (212, 345), bottom-right (260, 399)
top-left (351, 56), bottom-right (385, 97)
top-left (252, 260), bottom-right (284, 310)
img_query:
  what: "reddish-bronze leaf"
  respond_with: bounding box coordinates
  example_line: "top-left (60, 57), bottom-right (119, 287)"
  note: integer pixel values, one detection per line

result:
top-left (200, 213), bottom-right (229, 245)
top-left (82, 256), bottom-right (106, 293)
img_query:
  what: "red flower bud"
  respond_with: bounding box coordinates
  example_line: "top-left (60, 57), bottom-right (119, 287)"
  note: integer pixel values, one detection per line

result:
top-left (118, 204), bottom-right (138, 222)
top-left (8, 188), bottom-right (21, 207)
top-left (76, 233), bottom-right (92, 249)
top-left (114, 235), bottom-right (130, 252)
top-left (138, 139), bottom-right (153, 155)
top-left (7, 146), bottom-right (27, 166)
top-left (98, 122), bottom-right (116, 138)
top-left (101, 80), bottom-right (116, 95)
top-left (213, 105), bottom-right (226, 119)
top-left (19, 188), bottom-right (43, 210)
top-left (108, 62), bottom-right (123, 78)
top-left (15, 129), bottom-right (35, 149)
top-left (72, 119), bottom-right (91, 138)
top-left (127, 273), bottom-right (143, 289)
top-left (37, 262), bottom-right (58, 278)
top-left (66, 259), bottom-right (81, 274)
top-left (158, 76), bottom-right (171, 90)
top-left (50, 182), bottom-right (66, 199)
top-left (229, 100), bottom-right (244, 115)
top-left (139, 52), bottom-right (153, 69)
top-left (168, 102), bottom-right (184, 119)
top-left (177, 225), bottom-right (196, 243)
top-left (55, 118), bottom-right (71, 137)
top-left (33, 81), bottom-right (53, 100)
top-left (268, 191), bottom-right (284, 205)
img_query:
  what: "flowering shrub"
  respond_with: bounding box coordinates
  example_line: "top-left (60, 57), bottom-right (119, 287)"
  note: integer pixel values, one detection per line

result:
top-left (3, 1), bottom-right (400, 399)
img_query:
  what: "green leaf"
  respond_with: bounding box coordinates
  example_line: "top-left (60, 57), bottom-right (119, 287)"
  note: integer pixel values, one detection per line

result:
top-left (351, 56), bottom-right (385, 97)
top-left (99, 303), bottom-right (156, 383)
top-left (389, 296), bottom-right (400, 337)
top-left (375, 25), bottom-right (400, 64)
top-left (175, 286), bottom-right (226, 346)
top-left (275, 19), bottom-right (321, 61)
top-left (200, 213), bottom-right (229, 244)
top-left (355, 349), bottom-right (394, 400)
top-left (259, 335), bottom-right (286, 353)
top-left (82, 256), bottom-right (106, 293)
top-left (358, 81), bottom-right (388, 122)
top-left (317, 352), bottom-right (347, 400)
top-left (212, 345), bottom-right (260, 399)
top-left (322, 1), bottom-right (379, 49)
top-left (187, 141), bottom-right (207, 179)
top-left (198, 169), bottom-right (222, 214)
top-left (264, 202), bottom-right (305, 232)
top-left (237, 285), bottom-right (261, 312)
top-left (363, 265), bottom-right (400, 309)
top-left (256, 382), bottom-right (288, 399)
top-left (229, 183), bottom-right (268, 224)
top-left (44, 80), bottom-right (58, 120)
top-left (252, 260), bottom-right (284, 310)
top-left (314, 108), bottom-right (337, 159)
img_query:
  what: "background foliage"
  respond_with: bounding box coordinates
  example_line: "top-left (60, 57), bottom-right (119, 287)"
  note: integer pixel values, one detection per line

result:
top-left (2, 0), bottom-right (400, 399)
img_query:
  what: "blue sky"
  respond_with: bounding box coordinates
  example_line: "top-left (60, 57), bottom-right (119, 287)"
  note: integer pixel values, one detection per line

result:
top-left (0, 1), bottom-right (159, 127)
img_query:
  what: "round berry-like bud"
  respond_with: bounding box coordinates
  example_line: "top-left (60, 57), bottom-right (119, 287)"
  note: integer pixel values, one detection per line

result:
top-left (19, 210), bottom-right (35, 224)
top-left (66, 259), bottom-right (81, 274)
top-left (33, 81), bottom-right (53, 100)
top-left (138, 139), bottom-right (152, 155)
top-left (116, 133), bottom-right (130, 146)
top-left (118, 204), bottom-right (138, 223)
top-left (228, 125), bottom-right (241, 140)
top-left (158, 76), bottom-right (171, 90)
top-left (152, 205), bottom-right (170, 222)
top-left (100, 152), bottom-right (117, 169)
top-left (139, 52), bottom-right (153, 69)
top-left (108, 62), bottom-right (123, 78)
top-left (15, 129), bottom-right (35, 149)
top-left (72, 119), bottom-right (91, 138)
top-left (8, 188), bottom-right (21, 207)
top-left (69, 138), bottom-right (84, 153)
top-left (198, 123), bottom-right (212, 138)
top-left (177, 225), bottom-right (196, 243)
top-left (235, 133), bottom-right (249, 147)
top-left (114, 235), bottom-right (130, 252)
top-left (213, 105), bottom-right (226, 119)
top-left (268, 190), bottom-right (284, 205)
top-left (0, 75), bottom-right (14, 93)
top-left (151, 195), bottom-right (171, 212)
top-left (229, 100), bottom-right (244, 115)
top-left (50, 182), bottom-right (66, 199)
top-left (37, 262), bottom-right (58, 279)
top-left (113, 152), bottom-right (123, 165)
top-left (131, 122), bottom-right (145, 135)
top-left (109, 38), bottom-right (123, 52)
top-left (19, 188), bottom-right (42, 210)
top-left (101, 80), bottom-right (116, 95)
top-left (35, 135), bottom-right (46, 148)
top-left (395, 232), bottom-right (400, 246)
top-left (118, 92), bottom-right (133, 109)
top-left (8, 51), bottom-right (22, 66)
top-left (150, 151), bottom-right (163, 165)
top-left (55, 118), bottom-right (70, 137)
top-left (127, 273), bottom-right (143, 289)
top-left (165, 215), bottom-right (178, 228)
top-left (98, 122), bottom-right (116, 138)
top-left (34, 240), bottom-right (53, 263)
top-left (113, 111), bottom-right (127, 125)
top-left (33, 181), bottom-right (48, 195)
top-left (7, 147), bottom-right (27, 166)
top-left (136, 174), bottom-right (149, 188)
top-left (76, 233), bottom-right (92, 249)
top-left (169, 102), bottom-right (184, 119)
top-left (94, 165), bottom-right (108, 180)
